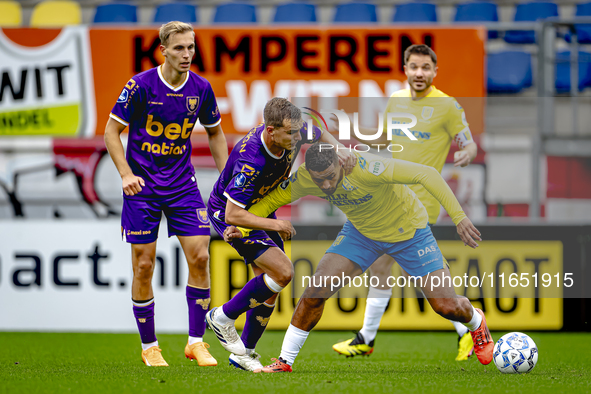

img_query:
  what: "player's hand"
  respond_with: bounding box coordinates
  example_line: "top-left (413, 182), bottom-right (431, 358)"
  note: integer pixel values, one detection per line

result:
top-left (457, 217), bottom-right (481, 248)
top-left (337, 150), bottom-right (357, 175)
top-left (223, 226), bottom-right (244, 242)
top-left (454, 150), bottom-right (471, 167)
top-left (277, 219), bottom-right (296, 241)
top-left (122, 174), bottom-right (145, 196)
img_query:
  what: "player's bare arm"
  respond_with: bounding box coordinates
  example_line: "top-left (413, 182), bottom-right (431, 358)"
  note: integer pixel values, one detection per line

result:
top-left (454, 142), bottom-right (477, 167)
top-left (224, 200), bottom-right (296, 240)
top-left (204, 123), bottom-right (229, 172)
top-left (104, 118), bottom-right (145, 196)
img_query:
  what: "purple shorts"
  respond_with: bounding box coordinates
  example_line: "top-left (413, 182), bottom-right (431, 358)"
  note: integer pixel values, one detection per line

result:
top-left (207, 206), bottom-right (283, 264)
top-left (122, 185), bottom-right (210, 244)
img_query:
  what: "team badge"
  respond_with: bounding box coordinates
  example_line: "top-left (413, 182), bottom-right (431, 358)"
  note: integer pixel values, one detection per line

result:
top-left (235, 173), bottom-right (247, 187)
top-left (421, 106), bottom-right (434, 120)
top-left (186, 96), bottom-right (199, 113)
top-left (342, 178), bottom-right (357, 191)
top-left (196, 208), bottom-right (209, 224)
top-left (117, 88), bottom-right (128, 103)
top-left (256, 316), bottom-right (270, 327)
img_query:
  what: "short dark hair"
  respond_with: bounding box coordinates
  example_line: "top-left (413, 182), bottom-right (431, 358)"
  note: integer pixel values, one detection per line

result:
top-left (305, 143), bottom-right (338, 172)
top-left (404, 44), bottom-right (437, 65)
top-left (263, 97), bottom-right (302, 129)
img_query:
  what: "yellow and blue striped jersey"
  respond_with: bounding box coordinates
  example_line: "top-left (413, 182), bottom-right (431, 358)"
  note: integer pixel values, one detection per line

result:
top-left (386, 86), bottom-right (472, 223)
top-left (241, 152), bottom-right (467, 243)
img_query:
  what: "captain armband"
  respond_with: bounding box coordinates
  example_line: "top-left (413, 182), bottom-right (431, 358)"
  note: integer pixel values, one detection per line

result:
top-left (454, 128), bottom-right (475, 150)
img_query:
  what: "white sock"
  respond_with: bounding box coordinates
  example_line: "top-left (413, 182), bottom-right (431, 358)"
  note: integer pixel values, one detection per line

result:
top-left (452, 320), bottom-right (469, 337)
top-left (215, 307), bottom-right (234, 325)
top-left (188, 336), bottom-right (203, 345)
top-left (279, 324), bottom-right (310, 366)
top-left (358, 287), bottom-right (392, 343)
top-left (463, 306), bottom-right (482, 332)
top-left (141, 341), bottom-right (158, 351)
top-left (246, 348), bottom-right (255, 355)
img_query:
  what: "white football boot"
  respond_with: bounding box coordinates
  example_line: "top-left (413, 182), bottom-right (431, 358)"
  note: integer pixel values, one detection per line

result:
top-left (206, 307), bottom-right (246, 356)
top-left (229, 351), bottom-right (264, 372)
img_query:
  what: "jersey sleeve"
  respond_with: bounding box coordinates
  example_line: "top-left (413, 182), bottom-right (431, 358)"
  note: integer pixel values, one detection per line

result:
top-left (222, 159), bottom-right (262, 209)
top-left (369, 158), bottom-right (467, 225)
top-left (109, 78), bottom-right (143, 127)
top-left (197, 82), bottom-right (222, 128)
top-left (445, 99), bottom-right (471, 140)
top-left (238, 168), bottom-right (311, 237)
top-left (300, 122), bottom-right (323, 144)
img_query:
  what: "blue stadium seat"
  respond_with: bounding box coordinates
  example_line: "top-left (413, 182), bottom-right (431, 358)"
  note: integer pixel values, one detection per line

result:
top-left (565, 2), bottom-right (591, 44)
top-left (555, 50), bottom-right (591, 93)
top-left (487, 51), bottom-right (533, 94)
top-left (454, 1), bottom-right (499, 39)
top-left (504, 2), bottom-right (559, 44)
top-left (274, 2), bottom-right (316, 23)
top-left (213, 2), bottom-right (256, 23)
top-left (93, 3), bottom-right (137, 24)
top-left (153, 3), bottom-right (197, 24)
top-left (333, 2), bottom-right (377, 23)
top-left (392, 2), bottom-right (437, 23)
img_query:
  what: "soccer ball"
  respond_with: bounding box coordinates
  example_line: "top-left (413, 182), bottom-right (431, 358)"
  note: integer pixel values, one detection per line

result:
top-left (493, 332), bottom-right (538, 374)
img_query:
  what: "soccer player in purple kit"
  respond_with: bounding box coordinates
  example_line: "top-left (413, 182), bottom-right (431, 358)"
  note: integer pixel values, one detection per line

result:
top-left (205, 98), bottom-right (355, 371)
top-left (104, 21), bottom-right (228, 367)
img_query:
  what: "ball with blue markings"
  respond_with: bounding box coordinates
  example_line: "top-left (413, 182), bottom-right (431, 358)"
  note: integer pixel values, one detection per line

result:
top-left (493, 332), bottom-right (538, 374)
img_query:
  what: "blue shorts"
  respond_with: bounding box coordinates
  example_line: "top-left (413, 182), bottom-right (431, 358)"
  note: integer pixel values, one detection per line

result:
top-left (326, 221), bottom-right (445, 277)
top-left (121, 184), bottom-right (210, 244)
top-left (207, 207), bottom-right (284, 265)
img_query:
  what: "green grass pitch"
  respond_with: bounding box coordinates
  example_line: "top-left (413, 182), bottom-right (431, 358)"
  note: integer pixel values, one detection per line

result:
top-left (1, 331), bottom-right (590, 394)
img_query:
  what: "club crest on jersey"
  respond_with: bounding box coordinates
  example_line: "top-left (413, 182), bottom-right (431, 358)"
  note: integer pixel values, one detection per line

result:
top-left (186, 96), bottom-right (199, 113)
top-left (235, 173), bottom-right (247, 187)
top-left (196, 208), bottom-right (209, 224)
top-left (421, 106), bottom-right (434, 120)
top-left (117, 88), bottom-right (129, 103)
top-left (342, 178), bottom-right (357, 191)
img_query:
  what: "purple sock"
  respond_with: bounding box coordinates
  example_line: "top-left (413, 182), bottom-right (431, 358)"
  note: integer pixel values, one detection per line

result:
top-left (241, 302), bottom-right (275, 349)
top-left (222, 274), bottom-right (278, 319)
top-left (133, 300), bottom-right (157, 344)
top-left (186, 286), bottom-right (210, 338)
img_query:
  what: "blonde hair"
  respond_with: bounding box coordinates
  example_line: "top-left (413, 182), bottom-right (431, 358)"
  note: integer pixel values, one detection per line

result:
top-left (159, 21), bottom-right (194, 47)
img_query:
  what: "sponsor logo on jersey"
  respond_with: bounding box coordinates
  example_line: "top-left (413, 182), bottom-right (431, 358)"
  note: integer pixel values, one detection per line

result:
top-left (186, 96), bottom-right (199, 113)
top-left (421, 106), bottom-right (434, 120)
top-left (196, 208), bottom-right (209, 224)
top-left (369, 161), bottom-right (385, 176)
top-left (240, 164), bottom-right (256, 176)
top-left (235, 173), bottom-right (247, 187)
top-left (117, 88), bottom-right (129, 103)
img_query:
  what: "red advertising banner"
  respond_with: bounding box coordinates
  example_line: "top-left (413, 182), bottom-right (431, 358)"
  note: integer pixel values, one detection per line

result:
top-left (1, 26), bottom-right (485, 137)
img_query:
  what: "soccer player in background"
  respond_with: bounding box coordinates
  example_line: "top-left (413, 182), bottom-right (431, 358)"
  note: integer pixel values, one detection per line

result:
top-left (104, 21), bottom-right (228, 367)
top-left (205, 98), bottom-right (355, 371)
top-left (332, 44), bottom-right (479, 361)
top-left (223, 143), bottom-right (493, 373)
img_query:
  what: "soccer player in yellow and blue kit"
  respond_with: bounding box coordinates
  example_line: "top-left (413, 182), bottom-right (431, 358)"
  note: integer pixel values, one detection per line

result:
top-left (222, 143), bottom-right (493, 372)
top-left (332, 44), bottom-right (478, 361)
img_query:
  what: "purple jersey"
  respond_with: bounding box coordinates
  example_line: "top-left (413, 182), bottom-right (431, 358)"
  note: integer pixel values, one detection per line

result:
top-left (110, 66), bottom-right (221, 199)
top-left (208, 122), bottom-right (321, 221)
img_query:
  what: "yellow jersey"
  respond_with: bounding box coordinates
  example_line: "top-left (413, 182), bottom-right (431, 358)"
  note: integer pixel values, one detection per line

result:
top-left (385, 86), bottom-right (472, 223)
top-left (241, 152), bottom-right (466, 243)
